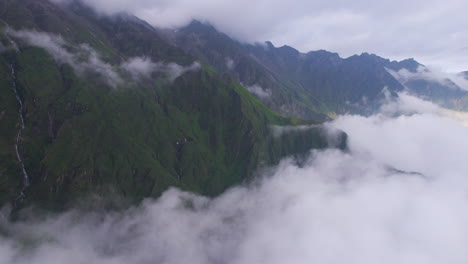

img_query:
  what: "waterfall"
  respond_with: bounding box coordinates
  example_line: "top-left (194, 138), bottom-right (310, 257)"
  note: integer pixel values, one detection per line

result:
top-left (4, 25), bottom-right (31, 202)
top-left (10, 65), bottom-right (30, 193)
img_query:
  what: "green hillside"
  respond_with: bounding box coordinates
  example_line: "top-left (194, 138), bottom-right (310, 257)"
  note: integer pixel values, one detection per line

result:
top-left (0, 0), bottom-right (345, 211)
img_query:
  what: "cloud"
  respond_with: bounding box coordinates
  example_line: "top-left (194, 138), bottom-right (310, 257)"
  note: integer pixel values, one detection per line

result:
top-left (164, 61), bottom-right (201, 81)
top-left (244, 84), bottom-right (272, 99)
top-left (5, 29), bottom-right (201, 85)
top-left (121, 57), bottom-right (200, 81)
top-left (121, 57), bottom-right (156, 78)
top-left (50, 0), bottom-right (468, 71)
top-left (388, 65), bottom-right (468, 91)
top-left (2, 93), bottom-right (468, 263)
top-left (380, 91), bottom-right (441, 115)
top-left (225, 57), bottom-right (234, 70)
top-left (270, 125), bottom-right (319, 137)
top-left (6, 28), bottom-right (122, 87)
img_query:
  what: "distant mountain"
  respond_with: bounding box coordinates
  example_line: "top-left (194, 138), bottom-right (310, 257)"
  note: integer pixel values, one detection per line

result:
top-left (166, 21), bottom-right (403, 118)
top-left (168, 20), bottom-right (468, 116)
top-left (0, 0), bottom-right (345, 210)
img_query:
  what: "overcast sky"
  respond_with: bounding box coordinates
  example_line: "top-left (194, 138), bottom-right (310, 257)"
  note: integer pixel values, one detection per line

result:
top-left (66, 0), bottom-right (468, 72)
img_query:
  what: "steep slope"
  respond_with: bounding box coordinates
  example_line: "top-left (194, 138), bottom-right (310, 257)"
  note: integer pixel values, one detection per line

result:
top-left (0, 0), bottom-right (345, 210)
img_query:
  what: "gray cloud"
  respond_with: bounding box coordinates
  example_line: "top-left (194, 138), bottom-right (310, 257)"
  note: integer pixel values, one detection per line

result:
top-left (2, 94), bottom-right (468, 263)
top-left (51, 0), bottom-right (468, 71)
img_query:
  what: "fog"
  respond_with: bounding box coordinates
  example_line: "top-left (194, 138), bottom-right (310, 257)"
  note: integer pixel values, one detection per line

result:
top-left (388, 65), bottom-right (468, 91)
top-left (1, 93), bottom-right (468, 264)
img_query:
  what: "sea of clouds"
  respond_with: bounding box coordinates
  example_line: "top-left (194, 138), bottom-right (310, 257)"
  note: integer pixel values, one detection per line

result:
top-left (1, 93), bottom-right (467, 264)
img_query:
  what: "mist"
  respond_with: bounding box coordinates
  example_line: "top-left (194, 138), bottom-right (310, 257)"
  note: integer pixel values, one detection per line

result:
top-left (4, 28), bottom-right (123, 86)
top-left (1, 93), bottom-right (468, 264)
top-left (3, 29), bottom-right (201, 86)
top-left (388, 65), bottom-right (468, 91)
top-left (244, 84), bottom-right (272, 99)
top-left (121, 57), bottom-right (200, 81)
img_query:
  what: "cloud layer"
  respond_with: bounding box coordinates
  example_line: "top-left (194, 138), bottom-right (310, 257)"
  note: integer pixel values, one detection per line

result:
top-left (51, 0), bottom-right (468, 71)
top-left (1, 93), bottom-right (468, 263)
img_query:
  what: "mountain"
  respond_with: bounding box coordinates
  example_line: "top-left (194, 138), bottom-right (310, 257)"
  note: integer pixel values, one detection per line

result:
top-left (0, 0), bottom-right (346, 211)
top-left (168, 20), bottom-right (468, 116)
top-left (167, 21), bottom-right (403, 118)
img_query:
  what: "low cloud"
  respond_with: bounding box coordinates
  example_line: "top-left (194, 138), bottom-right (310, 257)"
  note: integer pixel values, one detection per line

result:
top-left (225, 57), bottom-right (234, 70)
top-left (6, 28), bottom-right (122, 87)
top-left (164, 61), bottom-right (201, 81)
top-left (244, 84), bottom-right (272, 98)
top-left (2, 93), bottom-right (468, 263)
top-left (388, 65), bottom-right (468, 91)
top-left (270, 125), bottom-right (318, 137)
top-left (380, 91), bottom-right (441, 115)
top-left (382, 92), bottom-right (468, 127)
top-left (5, 29), bottom-right (201, 85)
top-left (121, 57), bottom-right (200, 81)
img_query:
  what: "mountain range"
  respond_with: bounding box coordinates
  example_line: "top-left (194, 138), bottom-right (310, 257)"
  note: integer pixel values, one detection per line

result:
top-left (166, 20), bottom-right (468, 118)
top-left (0, 0), bottom-right (465, 211)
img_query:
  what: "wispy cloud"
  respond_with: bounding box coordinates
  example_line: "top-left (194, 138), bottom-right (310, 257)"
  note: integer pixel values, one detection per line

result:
top-left (6, 28), bottom-right (123, 87)
top-left (244, 84), bottom-right (272, 99)
top-left (121, 57), bottom-right (200, 81)
top-left (5, 29), bottom-right (201, 85)
top-left (225, 57), bottom-right (234, 70)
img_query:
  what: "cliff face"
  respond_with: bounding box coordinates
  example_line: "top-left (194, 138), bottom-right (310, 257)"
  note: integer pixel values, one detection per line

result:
top-left (0, 0), bottom-right (346, 210)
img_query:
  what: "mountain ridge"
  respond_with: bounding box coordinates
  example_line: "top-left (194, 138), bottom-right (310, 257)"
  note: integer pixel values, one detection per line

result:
top-left (169, 19), bottom-right (468, 115)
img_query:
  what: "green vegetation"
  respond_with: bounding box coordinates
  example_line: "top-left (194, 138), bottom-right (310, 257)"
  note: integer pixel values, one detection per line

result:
top-left (0, 0), bottom-right (345, 211)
